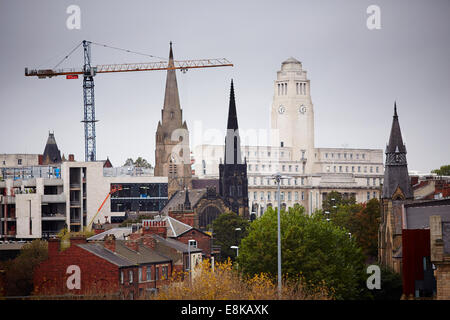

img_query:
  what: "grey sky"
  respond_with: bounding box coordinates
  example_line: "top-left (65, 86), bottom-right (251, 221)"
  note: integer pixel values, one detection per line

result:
top-left (0, 0), bottom-right (449, 172)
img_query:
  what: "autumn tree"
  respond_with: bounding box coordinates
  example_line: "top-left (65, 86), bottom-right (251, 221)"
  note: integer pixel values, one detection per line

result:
top-left (238, 205), bottom-right (368, 300)
top-left (3, 240), bottom-right (48, 296)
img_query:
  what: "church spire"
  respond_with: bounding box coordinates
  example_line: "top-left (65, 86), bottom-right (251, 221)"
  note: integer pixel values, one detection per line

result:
top-left (382, 103), bottom-right (413, 199)
top-left (227, 79), bottom-right (238, 130)
top-left (162, 42), bottom-right (182, 123)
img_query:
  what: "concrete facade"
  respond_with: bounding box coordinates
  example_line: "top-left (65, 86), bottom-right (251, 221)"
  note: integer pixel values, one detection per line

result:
top-left (1, 161), bottom-right (168, 239)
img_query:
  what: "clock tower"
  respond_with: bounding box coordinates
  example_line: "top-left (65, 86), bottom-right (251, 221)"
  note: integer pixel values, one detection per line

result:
top-left (271, 57), bottom-right (315, 168)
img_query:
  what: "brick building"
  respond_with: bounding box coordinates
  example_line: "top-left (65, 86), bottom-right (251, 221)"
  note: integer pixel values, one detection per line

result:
top-left (33, 218), bottom-right (204, 299)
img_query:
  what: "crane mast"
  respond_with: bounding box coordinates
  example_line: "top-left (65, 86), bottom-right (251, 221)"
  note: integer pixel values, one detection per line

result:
top-left (82, 40), bottom-right (97, 162)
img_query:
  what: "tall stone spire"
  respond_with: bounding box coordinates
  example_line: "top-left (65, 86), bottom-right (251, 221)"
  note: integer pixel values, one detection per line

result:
top-left (154, 42), bottom-right (191, 198)
top-left (382, 103), bottom-right (413, 199)
top-left (162, 42), bottom-right (181, 118)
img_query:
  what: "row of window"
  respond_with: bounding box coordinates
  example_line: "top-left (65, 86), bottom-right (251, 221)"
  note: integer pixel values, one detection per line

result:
top-left (277, 82), bottom-right (307, 95)
top-left (250, 191), bottom-right (379, 202)
top-left (251, 191), bottom-right (305, 202)
top-left (367, 178), bottom-right (383, 186)
top-left (326, 165), bottom-right (381, 174)
top-left (324, 152), bottom-right (366, 160)
top-left (249, 176), bottom-right (306, 186)
top-left (245, 150), bottom-right (289, 158)
top-left (248, 162), bottom-right (306, 173)
top-left (120, 265), bottom-right (169, 284)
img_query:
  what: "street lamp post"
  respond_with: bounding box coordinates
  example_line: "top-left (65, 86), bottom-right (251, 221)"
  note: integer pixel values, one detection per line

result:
top-left (272, 172), bottom-right (288, 298)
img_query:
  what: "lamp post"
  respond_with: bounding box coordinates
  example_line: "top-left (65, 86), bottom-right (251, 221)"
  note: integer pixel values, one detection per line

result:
top-left (272, 172), bottom-right (288, 298)
top-left (230, 245), bottom-right (239, 257)
top-left (187, 239), bottom-right (196, 284)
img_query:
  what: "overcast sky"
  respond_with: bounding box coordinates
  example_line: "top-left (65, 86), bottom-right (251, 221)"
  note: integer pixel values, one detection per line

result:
top-left (0, 0), bottom-right (449, 172)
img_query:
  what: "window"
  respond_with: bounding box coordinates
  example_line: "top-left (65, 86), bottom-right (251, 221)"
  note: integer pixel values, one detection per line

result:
top-left (373, 178), bottom-right (376, 186)
top-left (358, 166), bottom-right (361, 173)
top-left (373, 192), bottom-right (377, 198)
top-left (346, 166), bottom-right (349, 173)
top-left (339, 166), bottom-right (342, 172)
top-left (139, 268), bottom-right (142, 282)
top-left (249, 164), bottom-right (252, 171)
top-left (253, 192), bottom-right (257, 200)
top-left (352, 166), bottom-right (355, 173)
top-left (260, 192), bottom-right (264, 200)
top-left (262, 164), bottom-right (265, 171)
top-left (280, 192), bottom-right (285, 201)
top-left (325, 153), bottom-right (328, 159)
top-left (367, 178), bottom-right (370, 186)
top-left (295, 165), bottom-right (299, 172)
top-left (120, 271), bottom-right (124, 284)
top-left (376, 167), bottom-right (379, 173)
top-left (268, 151), bottom-right (271, 157)
top-left (282, 165), bottom-right (286, 171)
top-left (288, 192), bottom-right (292, 201)
top-left (287, 179), bottom-right (291, 185)
top-left (350, 154), bottom-right (353, 159)
top-left (289, 165), bottom-right (292, 172)
top-left (367, 192), bottom-right (370, 200)
top-left (294, 178), bottom-right (298, 185)
top-left (162, 266), bottom-right (168, 280)
top-left (156, 267), bottom-right (160, 280)
top-left (356, 154), bottom-right (359, 159)
top-left (364, 166), bottom-right (367, 173)
top-left (129, 270), bottom-right (133, 283)
top-left (267, 192), bottom-right (271, 201)
top-left (301, 192), bottom-right (305, 200)
top-left (301, 177), bottom-right (304, 185)
top-left (370, 167), bottom-right (373, 173)
top-left (334, 166), bottom-right (336, 172)
top-left (255, 165), bottom-right (259, 171)
top-left (294, 192), bottom-right (299, 201)
top-left (362, 154), bottom-right (365, 159)
top-left (146, 267), bottom-right (152, 281)
top-left (18, 159), bottom-right (22, 165)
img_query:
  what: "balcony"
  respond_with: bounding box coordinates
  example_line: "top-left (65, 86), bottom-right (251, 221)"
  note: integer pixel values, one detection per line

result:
top-left (42, 193), bottom-right (66, 204)
top-left (42, 212), bottom-right (66, 220)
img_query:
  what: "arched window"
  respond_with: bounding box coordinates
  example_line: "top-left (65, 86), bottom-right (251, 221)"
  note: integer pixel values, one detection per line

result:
top-left (199, 206), bottom-right (221, 229)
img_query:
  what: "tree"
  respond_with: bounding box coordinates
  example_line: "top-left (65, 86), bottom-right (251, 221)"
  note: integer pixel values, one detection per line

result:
top-left (348, 198), bottom-right (380, 259)
top-left (123, 157), bottom-right (153, 169)
top-left (3, 240), bottom-right (48, 296)
top-left (211, 212), bottom-right (250, 262)
top-left (238, 206), bottom-right (367, 300)
top-left (432, 165), bottom-right (450, 176)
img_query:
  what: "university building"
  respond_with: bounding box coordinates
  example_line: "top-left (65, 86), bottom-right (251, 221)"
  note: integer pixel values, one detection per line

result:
top-left (193, 57), bottom-right (384, 216)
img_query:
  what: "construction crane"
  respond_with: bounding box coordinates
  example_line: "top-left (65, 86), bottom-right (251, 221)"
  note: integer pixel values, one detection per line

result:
top-left (25, 40), bottom-right (233, 162)
top-left (86, 184), bottom-right (123, 231)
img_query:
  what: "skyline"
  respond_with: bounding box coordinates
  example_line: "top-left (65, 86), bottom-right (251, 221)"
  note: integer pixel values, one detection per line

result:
top-left (1, 0), bottom-right (449, 172)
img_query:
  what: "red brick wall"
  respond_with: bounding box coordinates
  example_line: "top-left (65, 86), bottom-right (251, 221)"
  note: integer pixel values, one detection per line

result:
top-left (176, 229), bottom-right (212, 258)
top-left (169, 211), bottom-right (195, 227)
top-left (34, 239), bottom-right (122, 297)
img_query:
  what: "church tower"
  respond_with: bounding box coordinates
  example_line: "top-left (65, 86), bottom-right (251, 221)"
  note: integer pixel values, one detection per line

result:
top-left (219, 80), bottom-right (249, 218)
top-left (379, 103), bottom-right (413, 273)
top-left (270, 57), bottom-right (315, 171)
top-left (155, 42), bottom-right (192, 198)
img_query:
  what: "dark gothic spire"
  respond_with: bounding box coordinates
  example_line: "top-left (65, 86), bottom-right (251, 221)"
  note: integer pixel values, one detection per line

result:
top-left (184, 187), bottom-right (191, 210)
top-left (42, 131), bottom-right (62, 164)
top-left (382, 103), bottom-right (413, 199)
top-left (386, 101), bottom-right (406, 154)
top-left (227, 79), bottom-right (238, 130)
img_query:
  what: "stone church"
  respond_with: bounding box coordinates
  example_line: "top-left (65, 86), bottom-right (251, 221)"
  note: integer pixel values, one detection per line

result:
top-left (378, 104), bottom-right (414, 273)
top-left (154, 42), bottom-right (192, 199)
top-left (154, 44), bottom-right (248, 229)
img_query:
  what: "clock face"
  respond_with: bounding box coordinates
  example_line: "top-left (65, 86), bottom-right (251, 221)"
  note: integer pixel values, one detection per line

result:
top-left (278, 105), bottom-right (285, 114)
top-left (299, 105), bottom-right (306, 114)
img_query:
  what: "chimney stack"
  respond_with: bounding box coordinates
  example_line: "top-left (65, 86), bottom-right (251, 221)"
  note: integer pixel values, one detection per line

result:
top-left (103, 234), bottom-right (116, 252)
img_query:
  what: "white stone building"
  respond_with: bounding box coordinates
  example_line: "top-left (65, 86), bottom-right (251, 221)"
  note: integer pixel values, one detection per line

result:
top-left (193, 57), bottom-right (384, 216)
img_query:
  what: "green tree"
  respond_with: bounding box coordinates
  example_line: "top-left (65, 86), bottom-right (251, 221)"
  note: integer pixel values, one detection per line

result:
top-left (123, 157), bottom-right (153, 169)
top-left (211, 212), bottom-right (250, 262)
top-left (431, 164), bottom-right (450, 176)
top-left (238, 206), bottom-right (367, 299)
top-left (3, 240), bottom-right (48, 297)
top-left (370, 266), bottom-right (403, 300)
